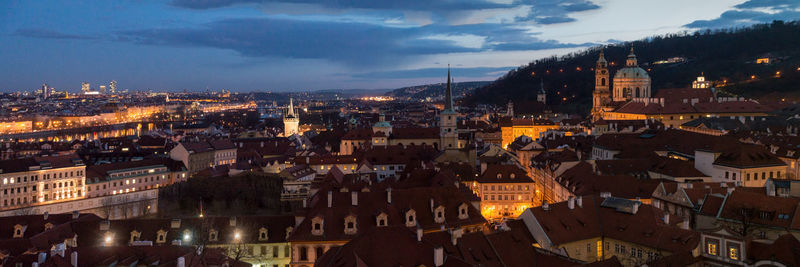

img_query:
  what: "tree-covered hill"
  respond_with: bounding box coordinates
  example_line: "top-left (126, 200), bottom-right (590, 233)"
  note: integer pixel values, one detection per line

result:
top-left (463, 20), bottom-right (800, 115)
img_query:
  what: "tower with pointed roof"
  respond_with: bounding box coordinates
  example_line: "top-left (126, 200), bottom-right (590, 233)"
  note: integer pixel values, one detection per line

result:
top-left (537, 79), bottom-right (547, 104)
top-left (592, 50), bottom-right (611, 119)
top-left (283, 98), bottom-right (300, 137)
top-left (440, 66), bottom-right (459, 150)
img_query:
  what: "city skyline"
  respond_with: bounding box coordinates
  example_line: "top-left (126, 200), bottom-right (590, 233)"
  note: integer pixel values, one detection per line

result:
top-left (2, 0), bottom-right (798, 92)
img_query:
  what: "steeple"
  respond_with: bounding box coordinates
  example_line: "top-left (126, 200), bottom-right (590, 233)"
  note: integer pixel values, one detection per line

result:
top-left (626, 47), bottom-right (638, 67)
top-left (597, 50), bottom-right (607, 66)
top-left (445, 65), bottom-right (453, 111)
top-left (287, 97), bottom-right (296, 117)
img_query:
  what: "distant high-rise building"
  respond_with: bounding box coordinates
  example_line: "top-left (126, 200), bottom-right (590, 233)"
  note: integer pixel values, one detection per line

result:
top-left (283, 98), bottom-right (300, 137)
top-left (99, 85), bottom-right (107, 94)
top-left (41, 83), bottom-right (50, 99)
top-left (81, 82), bottom-right (90, 93)
top-left (109, 80), bottom-right (117, 93)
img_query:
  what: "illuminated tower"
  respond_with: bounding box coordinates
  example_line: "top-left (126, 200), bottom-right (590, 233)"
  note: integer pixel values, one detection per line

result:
top-left (81, 82), bottom-right (90, 93)
top-left (109, 80), bottom-right (117, 93)
top-left (440, 66), bottom-right (459, 150)
top-left (283, 98), bottom-right (300, 137)
top-left (537, 79), bottom-right (546, 104)
top-left (592, 50), bottom-right (611, 119)
top-left (41, 83), bottom-right (50, 99)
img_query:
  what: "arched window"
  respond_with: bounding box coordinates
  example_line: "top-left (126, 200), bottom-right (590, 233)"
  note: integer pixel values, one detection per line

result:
top-left (601, 78), bottom-right (606, 86)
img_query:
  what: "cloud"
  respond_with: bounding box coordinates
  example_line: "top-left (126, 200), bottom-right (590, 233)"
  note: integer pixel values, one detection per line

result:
top-left (15, 28), bottom-right (95, 40)
top-left (685, 0), bottom-right (800, 29)
top-left (115, 17), bottom-right (586, 67)
top-left (171, 0), bottom-right (602, 26)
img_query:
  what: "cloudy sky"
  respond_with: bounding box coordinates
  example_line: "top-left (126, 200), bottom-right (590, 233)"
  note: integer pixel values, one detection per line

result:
top-left (1, 0), bottom-right (798, 92)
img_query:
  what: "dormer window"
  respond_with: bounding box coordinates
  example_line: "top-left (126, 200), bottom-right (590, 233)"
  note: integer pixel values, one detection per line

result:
top-left (12, 224), bottom-right (25, 238)
top-left (458, 203), bottom-right (469, 220)
top-left (344, 215), bottom-right (357, 235)
top-left (156, 229), bottom-right (167, 243)
top-left (311, 216), bottom-right (324, 236)
top-left (376, 213), bottom-right (388, 227)
top-left (130, 230), bottom-right (141, 244)
top-left (510, 173), bottom-right (515, 179)
top-left (405, 209), bottom-right (417, 227)
top-left (434, 206), bottom-right (446, 223)
top-left (258, 227), bottom-right (268, 241)
top-left (497, 173), bottom-right (502, 179)
top-left (209, 229), bottom-right (218, 241)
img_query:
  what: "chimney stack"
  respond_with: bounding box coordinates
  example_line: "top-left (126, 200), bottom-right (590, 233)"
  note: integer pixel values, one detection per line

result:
top-left (176, 257), bottom-right (185, 267)
top-left (416, 227), bottom-right (423, 242)
top-left (351, 191), bottom-right (358, 206)
top-left (327, 191), bottom-right (333, 208)
top-left (632, 202), bottom-right (641, 214)
top-left (576, 196), bottom-right (583, 208)
top-left (72, 211), bottom-right (79, 219)
top-left (663, 213), bottom-right (670, 224)
top-left (43, 212), bottom-right (49, 220)
top-left (434, 247), bottom-right (444, 267)
top-left (70, 251), bottom-right (78, 267)
top-left (387, 188), bottom-right (392, 204)
top-left (568, 196), bottom-right (575, 210)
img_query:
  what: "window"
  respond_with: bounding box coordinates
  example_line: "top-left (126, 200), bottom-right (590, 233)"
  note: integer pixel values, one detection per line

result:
top-left (315, 247), bottom-right (325, 260)
top-left (725, 172), bottom-right (729, 179)
top-left (706, 238), bottom-right (718, 255)
top-left (209, 230), bottom-right (218, 241)
top-left (299, 246), bottom-right (308, 261)
top-left (258, 227), bottom-right (268, 241)
top-left (728, 243), bottom-right (740, 260)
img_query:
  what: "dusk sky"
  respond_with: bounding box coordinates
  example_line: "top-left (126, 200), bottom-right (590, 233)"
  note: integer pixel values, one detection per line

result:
top-left (1, 0), bottom-right (798, 92)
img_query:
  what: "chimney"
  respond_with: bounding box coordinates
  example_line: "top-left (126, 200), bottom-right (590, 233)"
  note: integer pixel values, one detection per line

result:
top-left (576, 196), bottom-right (583, 208)
top-left (327, 191), bottom-right (333, 208)
top-left (70, 251), bottom-right (78, 267)
top-left (351, 191), bottom-right (358, 206)
top-left (306, 157), bottom-right (310, 164)
top-left (43, 212), bottom-right (49, 220)
top-left (568, 196), bottom-right (575, 210)
top-left (387, 188), bottom-right (392, 204)
top-left (663, 213), bottom-right (670, 224)
top-left (72, 211), bottom-right (79, 219)
top-left (176, 256), bottom-right (185, 267)
top-left (302, 198), bottom-right (307, 208)
top-left (260, 141), bottom-right (264, 147)
top-left (229, 217), bottom-right (236, 227)
top-left (416, 227), bottom-right (423, 242)
top-left (38, 252), bottom-right (47, 264)
top-left (430, 198), bottom-right (435, 212)
top-left (434, 247), bottom-right (444, 267)
top-left (632, 202), bottom-right (641, 214)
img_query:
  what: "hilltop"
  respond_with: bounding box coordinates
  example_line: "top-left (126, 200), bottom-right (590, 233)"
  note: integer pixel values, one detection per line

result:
top-left (463, 20), bottom-right (800, 114)
top-left (385, 81), bottom-right (491, 100)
